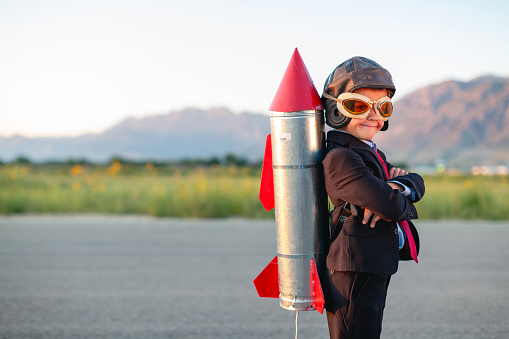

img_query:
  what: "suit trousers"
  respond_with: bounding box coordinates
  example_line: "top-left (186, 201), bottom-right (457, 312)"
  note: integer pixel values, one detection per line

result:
top-left (324, 270), bottom-right (391, 339)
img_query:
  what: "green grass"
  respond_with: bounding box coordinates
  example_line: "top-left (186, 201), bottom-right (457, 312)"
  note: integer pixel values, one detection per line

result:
top-left (2, 163), bottom-right (509, 219)
top-left (414, 175), bottom-right (509, 220)
top-left (0, 163), bottom-right (270, 218)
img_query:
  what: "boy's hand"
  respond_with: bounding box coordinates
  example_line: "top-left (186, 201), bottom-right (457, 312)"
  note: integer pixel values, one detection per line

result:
top-left (362, 208), bottom-right (381, 228)
top-left (389, 167), bottom-right (408, 179)
top-left (362, 167), bottom-right (409, 228)
top-left (388, 167), bottom-right (408, 192)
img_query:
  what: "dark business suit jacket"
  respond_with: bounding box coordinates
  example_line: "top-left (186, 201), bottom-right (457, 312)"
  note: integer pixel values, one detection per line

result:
top-left (322, 131), bottom-right (425, 275)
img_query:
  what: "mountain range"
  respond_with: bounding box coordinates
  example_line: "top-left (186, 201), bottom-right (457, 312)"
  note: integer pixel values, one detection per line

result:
top-left (0, 108), bottom-right (269, 163)
top-left (374, 75), bottom-right (509, 167)
top-left (1, 76), bottom-right (508, 167)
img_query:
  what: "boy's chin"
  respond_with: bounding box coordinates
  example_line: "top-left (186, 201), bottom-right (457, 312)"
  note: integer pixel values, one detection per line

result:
top-left (340, 124), bottom-right (381, 140)
top-left (353, 130), bottom-right (380, 141)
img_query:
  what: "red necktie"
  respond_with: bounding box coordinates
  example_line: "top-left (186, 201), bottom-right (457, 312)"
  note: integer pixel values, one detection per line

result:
top-left (373, 148), bottom-right (419, 263)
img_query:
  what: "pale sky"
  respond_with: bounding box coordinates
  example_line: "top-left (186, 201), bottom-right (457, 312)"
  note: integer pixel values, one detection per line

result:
top-left (1, 0), bottom-right (508, 137)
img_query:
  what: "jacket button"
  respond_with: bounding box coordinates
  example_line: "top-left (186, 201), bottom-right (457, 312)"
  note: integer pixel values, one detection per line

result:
top-left (394, 228), bottom-right (399, 235)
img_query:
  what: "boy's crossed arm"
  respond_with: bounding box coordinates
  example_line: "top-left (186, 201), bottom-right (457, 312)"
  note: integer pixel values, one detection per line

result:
top-left (363, 166), bottom-right (408, 228)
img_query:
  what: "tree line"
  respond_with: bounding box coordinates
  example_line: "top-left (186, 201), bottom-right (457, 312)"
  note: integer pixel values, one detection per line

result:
top-left (1, 153), bottom-right (261, 168)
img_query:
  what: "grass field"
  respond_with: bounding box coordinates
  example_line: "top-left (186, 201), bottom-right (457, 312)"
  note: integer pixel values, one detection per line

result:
top-left (1, 162), bottom-right (509, 219)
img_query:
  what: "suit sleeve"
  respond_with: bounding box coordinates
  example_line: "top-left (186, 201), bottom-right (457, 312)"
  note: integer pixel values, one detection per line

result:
top-left (323, 148), bottom-right (418, 221)
top-left (385, 158), bottom-right (426, 203)
top-left (388, 173), bottom-right (425, 203)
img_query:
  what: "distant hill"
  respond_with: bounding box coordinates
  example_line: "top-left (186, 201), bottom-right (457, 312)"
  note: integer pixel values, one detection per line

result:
top-left (1, 76), bottom-right (508, 166)
top-left (375, 75), bottom-right (509, 166)
top-left (0, 108), bottom-right (270, 163)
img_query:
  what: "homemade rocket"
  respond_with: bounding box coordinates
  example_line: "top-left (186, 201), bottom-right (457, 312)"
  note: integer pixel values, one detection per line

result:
top-left (254, 48), bottom-right (328, 314)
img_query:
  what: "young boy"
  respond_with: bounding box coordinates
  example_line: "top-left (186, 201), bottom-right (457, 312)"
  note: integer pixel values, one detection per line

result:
top-left (320, 57), bottom-right (425, 339)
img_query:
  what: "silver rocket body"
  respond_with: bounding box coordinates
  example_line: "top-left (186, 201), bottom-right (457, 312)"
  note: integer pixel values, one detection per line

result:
top-left (270, 109), bottom-right (327, 311)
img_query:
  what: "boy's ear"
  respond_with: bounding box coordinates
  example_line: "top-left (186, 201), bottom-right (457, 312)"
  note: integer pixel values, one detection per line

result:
top-left (324, 96), bottom-right (351, 129)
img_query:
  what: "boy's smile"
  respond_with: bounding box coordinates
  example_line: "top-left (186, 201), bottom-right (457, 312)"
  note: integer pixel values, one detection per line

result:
top-left (339, 88), bottom-right (388, 141)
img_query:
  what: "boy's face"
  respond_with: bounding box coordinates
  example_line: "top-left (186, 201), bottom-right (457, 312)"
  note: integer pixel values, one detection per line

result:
top-left (339, 88), bottom-right (387, 140)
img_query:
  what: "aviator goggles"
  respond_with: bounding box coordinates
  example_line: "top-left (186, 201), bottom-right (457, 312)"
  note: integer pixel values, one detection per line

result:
top-left (322, 92), bottom-right (393, 121)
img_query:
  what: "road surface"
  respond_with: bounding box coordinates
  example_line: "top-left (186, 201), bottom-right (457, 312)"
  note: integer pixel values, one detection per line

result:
top-left (0, 216), bottom-right (508, 338)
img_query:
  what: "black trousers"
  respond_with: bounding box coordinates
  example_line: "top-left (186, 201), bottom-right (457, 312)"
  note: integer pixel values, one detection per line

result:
top-left (323, 270), bottom-right (391, 339)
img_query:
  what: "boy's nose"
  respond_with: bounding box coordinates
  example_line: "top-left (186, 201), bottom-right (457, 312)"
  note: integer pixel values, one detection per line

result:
top-left (367, 107), bottom-right (378, 120)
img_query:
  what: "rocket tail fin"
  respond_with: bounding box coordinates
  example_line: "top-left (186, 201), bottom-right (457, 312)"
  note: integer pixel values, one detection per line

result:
top-left (310, 258), bottom-right (325, 314)
top-left (253, 256), bottom-right (279, 298)
top-left (259, 134), bottom-right (275, 211)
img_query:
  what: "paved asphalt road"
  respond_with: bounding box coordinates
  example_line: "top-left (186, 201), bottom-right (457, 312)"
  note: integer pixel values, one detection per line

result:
top-left (0, 216), bottom-right (508, 339)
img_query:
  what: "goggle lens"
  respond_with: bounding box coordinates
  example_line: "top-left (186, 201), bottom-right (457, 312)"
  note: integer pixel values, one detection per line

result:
top-left (343, 99), bottom-right (370, 114)
top-left (379, 102), bottom-right (393, 117)
top-left (342, 98), bottom-right (393, 118)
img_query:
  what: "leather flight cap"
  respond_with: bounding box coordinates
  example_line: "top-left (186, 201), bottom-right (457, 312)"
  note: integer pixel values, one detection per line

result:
top-left (322, 57), bottom-right (396, 130)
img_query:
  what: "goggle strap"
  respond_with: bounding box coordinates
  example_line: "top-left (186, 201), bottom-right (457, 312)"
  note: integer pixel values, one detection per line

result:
top-left (322, 93), bottom-right (339, 102)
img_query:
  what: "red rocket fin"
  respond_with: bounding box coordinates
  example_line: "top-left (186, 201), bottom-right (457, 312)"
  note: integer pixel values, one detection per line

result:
top-left (254, 257), bottom-right (324, 313)
top-left (259, 134), bottom-right (275, 211)
top-left (253, 256), bottom-right (279, 298)
top-left (310, 258), bottom-right (325, 314)
top-left (269, 48), bottom-right (324, 113)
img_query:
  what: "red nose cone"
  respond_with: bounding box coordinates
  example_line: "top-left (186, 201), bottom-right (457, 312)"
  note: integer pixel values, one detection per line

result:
top-left (269, 48), bottom-right (324, 112)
